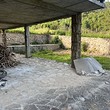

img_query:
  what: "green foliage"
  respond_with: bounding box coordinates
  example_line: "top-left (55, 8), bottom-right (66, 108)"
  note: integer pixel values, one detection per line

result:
top-left (7, 28), bottom-right (24, 34)
top-left (82, 32), bottom-right (110, 38)
top-left (51, 36), bottom-right (65, 49)
top-left (81, 42), bottom-right (89, 52)
top-left (32, 50), bottom-right (110, 70)
top-left (51, 36), bottom-right (60, 44)
top-left (31, 41), bottom-right (39, 45)
top-left (106, 2), bottom-right (110, 8)
top-left (82, 9), bottom-right (110, 32)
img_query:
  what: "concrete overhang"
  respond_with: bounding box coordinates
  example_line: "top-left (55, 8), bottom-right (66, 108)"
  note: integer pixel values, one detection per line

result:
top-left (0, 0), bottom-right (105, 29)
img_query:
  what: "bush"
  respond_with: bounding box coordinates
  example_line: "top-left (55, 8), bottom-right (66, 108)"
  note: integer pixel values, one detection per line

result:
top-left (55, 30), bottom-right (66, 35)
top-left (31, 41), bottom-right (40, 45)
top-left (81, 42), bottom-right (89, 52)
top-left (50, 36), bottom-right (65, 49)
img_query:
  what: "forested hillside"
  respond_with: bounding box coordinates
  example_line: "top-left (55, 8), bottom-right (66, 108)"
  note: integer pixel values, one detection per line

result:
top-left (9, 2), bottom-right (110, 38)
top-left (82, 2), bottom-right (110, 32)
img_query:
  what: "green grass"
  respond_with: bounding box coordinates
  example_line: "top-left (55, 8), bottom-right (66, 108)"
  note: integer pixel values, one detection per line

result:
top-left (94, 56), bottom-right (110, 70)
top-left (32, 50), bottom-right (71, 64)
top-left (82, 33), bottom-right (110, 39)
top-left (32, 50), bottom-right (110, 70)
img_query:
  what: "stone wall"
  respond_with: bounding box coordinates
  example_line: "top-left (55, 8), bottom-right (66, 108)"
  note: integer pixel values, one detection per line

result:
top-left (0, 33), bottom-right (110, 55)
top-left (0, 33), bottom-right (50, 45)
top-left (8, 44), bottom-right (59, 53)
top-left (59, 36), bottom-right (110, 56)
top-left (82, 37), bottom-right (110, 55)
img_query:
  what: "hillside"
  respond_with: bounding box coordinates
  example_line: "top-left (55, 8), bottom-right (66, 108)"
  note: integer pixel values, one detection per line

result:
top-left (8, 2), bottom-right (110, 38)
top-left (82, 2), bottom-right (110, 32)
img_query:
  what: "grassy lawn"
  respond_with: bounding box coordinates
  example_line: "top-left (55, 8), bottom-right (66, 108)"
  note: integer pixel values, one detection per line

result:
top-left (32, 50), bottom-right (110, 70)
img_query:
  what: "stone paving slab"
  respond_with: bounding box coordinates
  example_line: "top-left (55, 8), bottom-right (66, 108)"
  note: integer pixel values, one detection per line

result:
top-left (0, 55), bottom-right (110, 110)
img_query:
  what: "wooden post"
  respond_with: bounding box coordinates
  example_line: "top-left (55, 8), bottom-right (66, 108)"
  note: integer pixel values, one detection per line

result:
top-left (2, 29), bottom-right (7, 48)
top-left (71, 13), bottom-right (82, 68)
top-left (24, 25), bottom-right (31, 58)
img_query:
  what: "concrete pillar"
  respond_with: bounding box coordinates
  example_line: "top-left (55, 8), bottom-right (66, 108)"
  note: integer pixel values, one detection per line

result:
top-left (71, 13), bottom-right (82, 68)
top-left (24, 26), bottom-right (31, 58)
top-left (2, 29), bottom-right (7, 48)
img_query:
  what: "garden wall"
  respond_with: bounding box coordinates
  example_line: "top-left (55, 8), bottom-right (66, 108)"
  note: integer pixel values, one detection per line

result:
top-left (59, 36), bottom-right (110, 56)
top-left (0, 33), bottom-right (50, 45)
top-left (0, 33), bottom-right (110, 55)
top-left (8, 44), bottom-right (59, 53)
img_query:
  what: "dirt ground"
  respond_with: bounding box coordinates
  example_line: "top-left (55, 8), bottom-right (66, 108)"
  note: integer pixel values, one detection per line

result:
top-left (0, 54), bottom-right (110, 110)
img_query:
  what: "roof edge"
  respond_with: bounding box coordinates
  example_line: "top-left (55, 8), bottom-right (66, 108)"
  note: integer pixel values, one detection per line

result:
top-left (89, 0), bottom-right (105, 8)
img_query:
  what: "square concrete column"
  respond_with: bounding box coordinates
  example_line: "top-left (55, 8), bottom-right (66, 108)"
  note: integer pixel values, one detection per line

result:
top-left (24, 26), bottom-right (31, 58)
top-left (71, 13), bottom-right (82, 68)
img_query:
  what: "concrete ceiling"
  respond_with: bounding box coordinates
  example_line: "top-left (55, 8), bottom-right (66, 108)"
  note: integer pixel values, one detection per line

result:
top-left (0, 0), bottom-right (105, 29)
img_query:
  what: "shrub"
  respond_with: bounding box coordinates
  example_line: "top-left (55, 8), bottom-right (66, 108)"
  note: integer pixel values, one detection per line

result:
top-left (31, 41), bottom-right (40, 45)
top-left (50, 36), bottom-right (65, 49)
top-left (55, 30), bottom-right (66, 35)
top-left (81, 42), bottom-right (89, 52)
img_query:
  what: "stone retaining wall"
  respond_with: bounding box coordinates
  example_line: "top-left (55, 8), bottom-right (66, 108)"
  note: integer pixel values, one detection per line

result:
top-left (8, 44), bottom-right (59, 53)
top-left (59, 36), bottom-right (110, 55)
top-left (0, 33), bottom-right (110, 55)
top-left (0, 33), bottom-right (50, 45)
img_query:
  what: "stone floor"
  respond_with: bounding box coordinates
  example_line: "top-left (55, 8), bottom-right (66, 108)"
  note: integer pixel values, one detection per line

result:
top-left (0, 55), bottom-right (110, 110)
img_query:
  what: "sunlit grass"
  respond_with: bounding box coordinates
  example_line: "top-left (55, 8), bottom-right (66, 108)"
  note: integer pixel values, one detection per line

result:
top-left (32, 50), bottom-right (110, 70)
top-left (32, 50), bottom-right (71, 64)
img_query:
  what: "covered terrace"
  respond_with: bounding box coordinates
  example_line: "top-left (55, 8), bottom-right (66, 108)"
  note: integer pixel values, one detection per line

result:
top-left (0, 0), bottom-right (105, 68)
top-left (1, 1), bottom-right (110, 110)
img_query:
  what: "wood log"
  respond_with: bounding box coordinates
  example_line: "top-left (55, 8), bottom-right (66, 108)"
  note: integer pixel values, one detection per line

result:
top-left (0, 45), bottom-right (19, 68)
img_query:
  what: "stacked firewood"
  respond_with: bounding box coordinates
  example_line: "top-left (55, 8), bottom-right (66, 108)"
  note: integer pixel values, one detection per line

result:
top-left (0, 45), bottom-right (19, 68)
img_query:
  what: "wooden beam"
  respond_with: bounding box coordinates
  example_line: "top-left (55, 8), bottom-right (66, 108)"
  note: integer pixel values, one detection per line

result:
top-left (24, 26), bottom-right (31, 58)
top-left (71, 13), bottom-right (82, 68)
top-left (2, 29), bottom-right (7, 48)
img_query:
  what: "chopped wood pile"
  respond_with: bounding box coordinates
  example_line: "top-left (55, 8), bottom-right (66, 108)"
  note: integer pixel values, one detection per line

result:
top-left (0, 45), bottom-right (19, 68)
